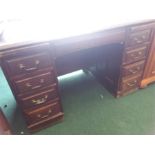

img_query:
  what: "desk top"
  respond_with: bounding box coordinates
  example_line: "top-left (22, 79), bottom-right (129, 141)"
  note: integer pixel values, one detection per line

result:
top-left (0, 0), bottom-right (155, 51)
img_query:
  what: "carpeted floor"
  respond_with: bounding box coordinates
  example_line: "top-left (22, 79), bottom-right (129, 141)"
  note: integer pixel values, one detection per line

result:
top-left (0, 68), bottom-right (155, 135)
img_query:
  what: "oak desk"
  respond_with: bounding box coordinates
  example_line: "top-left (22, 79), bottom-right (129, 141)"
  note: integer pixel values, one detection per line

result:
top-left (0, 19), bottom-right (155, 132)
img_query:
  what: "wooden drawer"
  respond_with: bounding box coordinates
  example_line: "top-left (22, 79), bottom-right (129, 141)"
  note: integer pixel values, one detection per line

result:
top-left (19, 86), bottom-right (59, 110)
top-left (127, 29), bottom-right (151, 47)
top-left (14, 71), bottom-right (56, 94)
top-left (5, 52), bottom-right (51, 76)
top-left (25, 103), bottom-right (62, 124)
top-left (123, 46), bottom-right (148, 64)
top-left (120, 76), bottom-right (141, 92)
top-left (129, 22), bottom-right (155, 32)
top-left (122, 60), bottom-right (145, 78)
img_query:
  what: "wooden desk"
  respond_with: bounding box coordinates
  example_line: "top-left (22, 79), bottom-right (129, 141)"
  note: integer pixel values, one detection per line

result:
top-left (0, 19), bottom-right (155, 132)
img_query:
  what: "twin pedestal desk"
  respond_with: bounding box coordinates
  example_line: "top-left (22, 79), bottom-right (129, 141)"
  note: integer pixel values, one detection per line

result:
top-left (1, 19), bottom-right (155, 132)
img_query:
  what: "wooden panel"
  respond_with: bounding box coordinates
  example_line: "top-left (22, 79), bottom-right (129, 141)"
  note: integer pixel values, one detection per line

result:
top-left (143, 36), bottom-right (155, 78)
top-left (140, 32), bottom-right (155, 88)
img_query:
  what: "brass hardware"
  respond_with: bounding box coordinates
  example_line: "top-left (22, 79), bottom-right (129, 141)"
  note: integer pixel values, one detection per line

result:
top-left (134, 37), bottom-right (142, 43)
top-left (129, 67), bottom-right (140, 74)
top-left (40, 79), bottom-right (45, 83)
top-left (32, 95), bottom-right (48, 105)
top-left (142, 35), bottom-right (146, 40)
top-left (37, 114), bottom-right (41, 118)
top-left (35, 60), bottom-right (40, 65)
top-left (37, 109), bottom-right (52, 119)
top-left (131, 51), bottom-right (143, 59)
top-left (127, 80), bottom-right (137, 87)
top-left (19, 63), bottom-right (25, 69)
top-left (26, 82), bottom-right (32, 87)
top-left (151, 70), bottom-right (155, 74)
top-left (31, 85), bottom-right (41, 90)
top-left (18, 60), bottom-right (40, 71)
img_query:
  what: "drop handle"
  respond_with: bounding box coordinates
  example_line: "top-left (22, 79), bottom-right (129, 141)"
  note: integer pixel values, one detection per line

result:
top-left (129, 67), bottom-right (140, 74)
top-left (25, 78), bottom-right (45, 89)
top-left (131, 52), bottom-right (143, 59)
top-left (18, 60), bottom-right (40, 71)
top-left (32, 95), bottom-right (48, 105)
top-left (134, 37), bottom-right (143, 43)
top-left (127, 80), bottom-right (137, 87)
top-left (37, 109), bottom-right (52, 119)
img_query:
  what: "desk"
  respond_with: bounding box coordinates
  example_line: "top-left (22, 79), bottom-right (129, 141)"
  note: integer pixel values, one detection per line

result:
top-left (0, 19), bottom-right (155, 132)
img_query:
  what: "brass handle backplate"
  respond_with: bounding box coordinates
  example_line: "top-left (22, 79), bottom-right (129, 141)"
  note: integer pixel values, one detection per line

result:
top-left (18, 60), bottom-right (40, 71)
top-left (127, 80), bottom-right (137, 87)
top-left (32, 95), bottom-right (48, 105)
top-left (37, 109), bottom-right (52, 119)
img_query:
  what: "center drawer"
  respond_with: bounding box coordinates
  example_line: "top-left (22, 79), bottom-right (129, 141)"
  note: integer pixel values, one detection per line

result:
top-left (14, 71), bottom-right (56, 94)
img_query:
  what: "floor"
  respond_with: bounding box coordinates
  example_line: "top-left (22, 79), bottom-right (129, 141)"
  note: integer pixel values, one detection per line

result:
top-left (0, 68), bottom-right (155, 135)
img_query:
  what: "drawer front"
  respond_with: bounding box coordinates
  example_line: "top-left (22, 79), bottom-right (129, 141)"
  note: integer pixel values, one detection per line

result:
top-left (6, 52), bottom-right (51, 76)
top-left (127, 30), bottom-right (151, 47)
top-left (123, 46), bottom-right (148, 64)
top-left (19, 86), bottom-right (59, 109)
top-left (25, 103), bottom-right (61, 124)
top-left (129, 23), bottom-right (155, 32)
top-left (14, 71), bottom-right (56, 94)
top-left (122, 60), bottom-right (145, 78)
top-left (121, 76), bottom-right (141, 92)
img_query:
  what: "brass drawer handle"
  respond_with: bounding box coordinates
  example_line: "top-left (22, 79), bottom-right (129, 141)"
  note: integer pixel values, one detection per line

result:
top-left (131, 52), bottom-right (143, 59)
top-left (31, 85), bottom-right (41, 90)
top-left (129, 67), bottom-right (140, 74)
top-left (134, 37), bottom-right (143, 44)
top-left (25, 83), bottom-right (41, 89)
top-left (32, 95), bottom-right (48, 105)
top-left (151, 70), bottom-right (155, 74)
top-left (127, 80), bottom-right (137, 87)
top-left (25, 79), bottom-right (45, 89)
top-left (37, 109), bottom-right (52, 119)
top-left (18, 60), bottom-right (40, 72)
top-left (142, 35), bottom-right (146, 40)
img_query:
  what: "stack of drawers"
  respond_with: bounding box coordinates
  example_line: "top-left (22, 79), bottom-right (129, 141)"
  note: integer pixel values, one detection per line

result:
top-left (117, 23), bottom-right (155, 97)
top-left (1, 43), bottom-right (64, 132)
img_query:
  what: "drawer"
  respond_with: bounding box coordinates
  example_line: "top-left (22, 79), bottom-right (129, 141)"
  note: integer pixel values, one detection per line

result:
top-left (120, 76), bottom-right (141, 92)
top-left (5, 52), bottom-right (51, 76)
top-left (127, 29), bottom-right (151, 47)
top-left (122, 60), bottom-right (145, 78)
top-left (19, 86), bottom-right (59, 110)
top-left (123, 46), bottom-right (148, 64)
top-left (129, 23), bottom-right (155, 32)
top-left (14, 71), bottom-right (56, 94)
top-left (25, 103), bottom-right (62, 124)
